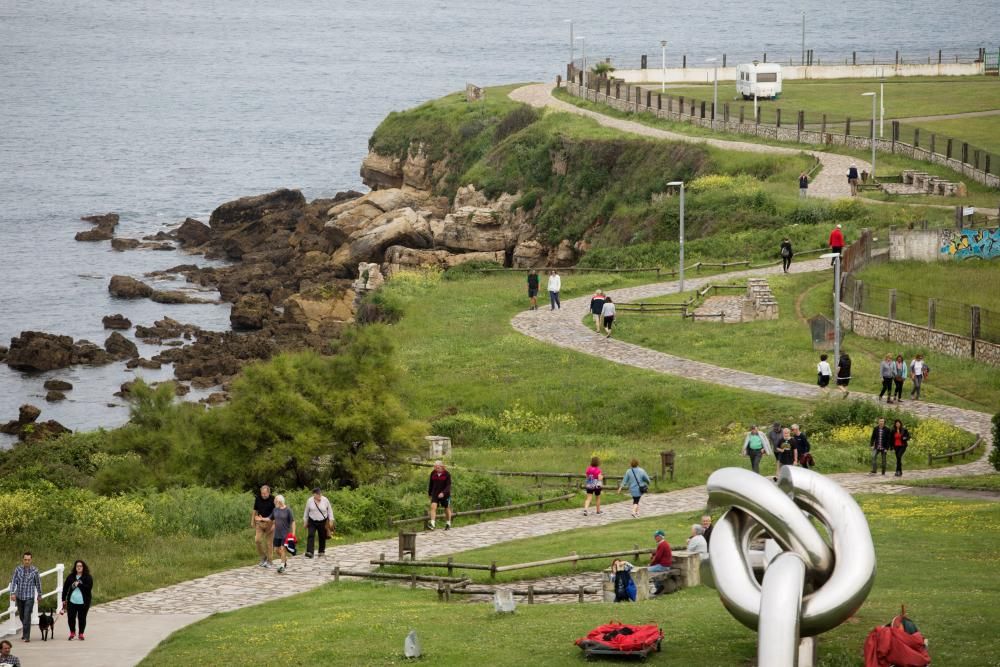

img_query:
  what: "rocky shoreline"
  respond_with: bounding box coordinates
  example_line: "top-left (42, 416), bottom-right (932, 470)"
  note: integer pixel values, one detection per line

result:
top-left (2, 145), bottom-right (581, 439)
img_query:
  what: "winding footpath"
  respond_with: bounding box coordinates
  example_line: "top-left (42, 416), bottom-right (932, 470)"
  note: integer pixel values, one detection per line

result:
top-left (510, 83), bottom-right (869, 199)
top-left (17, 87), bottom-right (993, 667)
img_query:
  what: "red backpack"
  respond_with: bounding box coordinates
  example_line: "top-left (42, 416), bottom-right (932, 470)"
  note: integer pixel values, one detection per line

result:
top-left (863, 606), bottom-right (930, 667)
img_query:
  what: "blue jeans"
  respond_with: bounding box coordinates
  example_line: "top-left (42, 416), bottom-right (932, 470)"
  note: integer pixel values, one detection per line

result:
top-left (16, 597), bottom-right (35, 639)
top-left (549, 291), bottom-right (560, 310)
top-left (649, 564), bottom-right (671, 593)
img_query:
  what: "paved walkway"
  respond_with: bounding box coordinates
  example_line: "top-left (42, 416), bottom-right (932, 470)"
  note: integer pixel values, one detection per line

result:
top-left (509, 83), bottom-right (871, 200)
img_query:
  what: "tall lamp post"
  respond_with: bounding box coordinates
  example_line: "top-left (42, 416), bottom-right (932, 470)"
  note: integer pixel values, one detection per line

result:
top-left (879, 71), bottom-right (886, 138)
top-left (862, 91), bottom-right (876, 180)
top-left (706, 57), bottom-right (718, 127)
top-left (667, 181), bottom-right (686, 292)
top-left (821, 253), bottom-right (842, 366)
top-left (661, 40), bottom-right (667, 93)
top-left (564, 19), bottom-right (574, 69)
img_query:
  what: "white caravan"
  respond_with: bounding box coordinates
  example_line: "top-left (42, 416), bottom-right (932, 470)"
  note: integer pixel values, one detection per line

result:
top-left (736, 62), bottom-right (782, 100)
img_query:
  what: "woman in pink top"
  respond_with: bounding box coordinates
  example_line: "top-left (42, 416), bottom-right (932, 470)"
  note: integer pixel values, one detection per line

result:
top-left (583, 456), bottom-right (604, 516)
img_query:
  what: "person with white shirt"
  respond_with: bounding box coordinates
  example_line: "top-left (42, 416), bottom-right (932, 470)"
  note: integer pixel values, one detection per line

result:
top-left (816, 354), bottom-right (832, 388)
top-left (546, 270), bottom-right (561, 310)
top-left (303, 487), bottom-right (334, 558)
top-left (601, 296), bottom-right (616, 338)
top-left (686, 524), bottom-right (709, 560)
top-left (909, 354), bottom-right (929, 400)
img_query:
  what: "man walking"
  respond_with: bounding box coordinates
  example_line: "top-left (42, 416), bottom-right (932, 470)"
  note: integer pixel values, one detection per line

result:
top-left (9, 552), bottom-right (41, 642)
top-left (828, 224), bottom-right (844, 265)
top-left (869, 417), bottom-right (891, 476)
top-left (546, 270), bottom-right (561, 311)
top-left (428, 461), bottom-right (452, 531)
top-left (791, 423), bottom-right (812, 469)
top-left (526, 269), bottom-right (540, 310)
top-left (589, 289), bottom-right (606, 333)
top-left (251, 484), bottom-right (276, 568)
top-left (303, 487), bottom-right (334, 559)
top-left (649, 530), bottom-right (673, 595)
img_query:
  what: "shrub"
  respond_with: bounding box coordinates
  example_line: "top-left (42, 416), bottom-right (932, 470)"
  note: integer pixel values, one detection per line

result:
top-left (356, 289), bottom-right (404, 325)
top-left (911, 419), bottom-right (973, 458)
top-left (432, 413), bottom-right (502, 446)
top-left (0, 490), bottom-right (36, 535)
top-left (494, 106), bottom-right (540, 143)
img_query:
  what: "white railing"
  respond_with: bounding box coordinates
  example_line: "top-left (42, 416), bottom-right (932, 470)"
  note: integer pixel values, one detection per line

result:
top-left (0, 564), bottom-right (64, 637)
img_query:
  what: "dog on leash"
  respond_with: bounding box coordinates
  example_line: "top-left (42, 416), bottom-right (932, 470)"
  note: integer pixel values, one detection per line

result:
top-left (38, 611), bottom-right (55, 641)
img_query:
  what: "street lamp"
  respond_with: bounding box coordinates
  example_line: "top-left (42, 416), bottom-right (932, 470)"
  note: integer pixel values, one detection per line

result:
top-left (564, 19), bottom-right (573, 69)
top-left (706, 57), bottom-right (718, 127)
top-left (879, 70), bottom-right (886, 138)
top-left (576, 36), bottom-right (586, 74)
top-left (667, 181), bottom-right (686, 292)
top-left (661, 40), bottom-right (667, 93)
top-left (862, 92), bottom-right (876, 180)
top-left (821, 252), bottom-right (842, 366)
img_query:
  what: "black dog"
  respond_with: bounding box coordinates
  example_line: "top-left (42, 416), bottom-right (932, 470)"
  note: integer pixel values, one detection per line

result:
top-left (38, 612), bottom-right (55, 641)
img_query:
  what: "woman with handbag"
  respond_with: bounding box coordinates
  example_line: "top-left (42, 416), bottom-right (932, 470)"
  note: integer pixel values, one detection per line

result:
top-left (583, 456), bottom-right (604, 516)
top-left (617, 459), bottom-right (651, 518)
top-left (61, 560), bottom-right (93, 640)
top-left (303, 487), bottom-right (334, 558)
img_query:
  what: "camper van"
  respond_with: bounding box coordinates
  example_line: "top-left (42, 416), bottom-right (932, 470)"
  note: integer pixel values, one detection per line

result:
top-left (736, 62), bottom-right (782, 100)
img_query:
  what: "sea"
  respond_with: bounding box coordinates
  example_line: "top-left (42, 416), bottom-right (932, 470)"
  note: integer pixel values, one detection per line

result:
top-left (1, 0), bottom-right (995, 443)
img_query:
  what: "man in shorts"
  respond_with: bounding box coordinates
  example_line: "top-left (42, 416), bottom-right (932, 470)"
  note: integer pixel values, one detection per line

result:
top-left (251, 485), bottom-right (275, 568)
top-left (428, 460), bottom-right (452, 531)
top-left (527, 269), bottom-right (539, 310)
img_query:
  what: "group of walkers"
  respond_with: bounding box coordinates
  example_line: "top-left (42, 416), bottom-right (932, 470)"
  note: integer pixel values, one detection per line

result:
top-left (583, 456), bottom-right (652, 518)
top-left (252, 485), bottom-right (335, 573)
top-left (526, 269), bottom-right (562, 311)
top-left (611, 517), bottom-right (713, 601)
top-left (879, 353), bottom-right (930, 402)
top-left (6, 552), bottom-right (94, 649)
top-left (870, 417), bottom-right (912, 477)
top-left (742, 422), bottom-right (813, 475)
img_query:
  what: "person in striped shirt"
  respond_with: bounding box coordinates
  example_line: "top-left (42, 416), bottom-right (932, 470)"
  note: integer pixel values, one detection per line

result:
top-left (9, 552), bottom-right (41, 642)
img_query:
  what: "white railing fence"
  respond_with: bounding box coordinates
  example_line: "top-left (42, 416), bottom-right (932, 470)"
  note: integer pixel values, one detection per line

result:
top-left (0, 564), bottom-right (64, 637)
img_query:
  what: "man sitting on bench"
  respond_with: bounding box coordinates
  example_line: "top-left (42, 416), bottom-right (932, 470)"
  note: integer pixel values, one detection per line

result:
top-left (649, 530), bottom-right (673, 595)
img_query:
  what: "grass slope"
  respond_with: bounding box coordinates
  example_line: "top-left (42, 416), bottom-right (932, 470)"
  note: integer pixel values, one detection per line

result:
top-left (141, 495), bottom-right (1000, 666)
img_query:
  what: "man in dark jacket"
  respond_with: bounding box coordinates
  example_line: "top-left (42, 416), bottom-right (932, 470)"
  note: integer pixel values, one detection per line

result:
top-left (869, 418), bottom-right (891, 476)
top-left (791, 424), bottom-right (813, 469)
top-left (428, 461), bottom-right (452, 531)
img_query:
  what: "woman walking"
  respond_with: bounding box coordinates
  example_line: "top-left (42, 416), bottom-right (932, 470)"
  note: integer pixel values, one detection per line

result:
top-left (892, 419), bottom-right (911, 477)
top-left (893, 354), bottom-right (907, 403)
top-left (583, 456), bottom-right (603, 516)
top-left (798, 172), bottom-right (809, 198)
top-left (271, 495), bottom-right (296, 574)
top-left (617, 459), bottom-right (651, 518)
top-left (836, 351), bottom-right (852, 395)
top-left (780, 238), bottom-right (793, 273)
top-left (601, 296), bottom-right (616, 338)
top-left (774, 427), bottom-right (796, 476)
top-left (741, 424), bottom-right (772, 474)
top-left (878, 354), bottom-right (896, 403)
top-left (61, 560), bottom-right (93, 641)
top-left (816, 354), bottom-right (832, 389)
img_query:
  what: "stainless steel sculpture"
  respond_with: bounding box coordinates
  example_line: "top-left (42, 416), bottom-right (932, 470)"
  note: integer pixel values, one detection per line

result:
top-left (703, 466), bottom-right (876, 667)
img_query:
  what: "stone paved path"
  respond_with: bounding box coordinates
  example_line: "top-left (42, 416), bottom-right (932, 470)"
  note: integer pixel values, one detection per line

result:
top-left (509, 83), bottom-right (871, 200)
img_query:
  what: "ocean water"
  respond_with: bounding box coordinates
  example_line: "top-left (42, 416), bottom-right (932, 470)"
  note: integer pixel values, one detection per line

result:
top-left (0, 0), bottom-right (995, 440)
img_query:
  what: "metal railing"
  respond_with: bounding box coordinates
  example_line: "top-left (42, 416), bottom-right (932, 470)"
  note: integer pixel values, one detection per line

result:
top-left (1, 563), bottom-right (64, 637)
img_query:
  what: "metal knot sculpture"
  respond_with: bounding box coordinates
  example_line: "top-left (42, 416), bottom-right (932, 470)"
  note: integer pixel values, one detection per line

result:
top-left (703, 466), bottom-right (876, 667)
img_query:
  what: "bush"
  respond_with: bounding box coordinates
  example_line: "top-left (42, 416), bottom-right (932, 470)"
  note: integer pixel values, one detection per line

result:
top-left (356, 289), bottom-right (404, 325)
top-left (494, 106), bottom-right (540, 143)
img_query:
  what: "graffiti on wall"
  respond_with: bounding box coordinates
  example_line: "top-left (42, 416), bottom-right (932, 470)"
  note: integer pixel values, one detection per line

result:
top-left (940, 229), bottom-right (1000, 260)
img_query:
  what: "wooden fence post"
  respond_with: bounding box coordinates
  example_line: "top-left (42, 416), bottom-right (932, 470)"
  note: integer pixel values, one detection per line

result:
top-left (845, 117), bottom-right (851, 136)
top-left (334, 566), bottom-right (341, 582)
top-left (914, 128), bottom-right (920, 148)
top-left (946, 138), bottom-right (953, 159)
top-left (578, 585), bottom-right (585, 603)
top-left (527, 585), bottom-right (535, 604)
top-left (930, 134), bottom-right (936, 155)
top-left (490, 561), bottom-right (497, 579)
top-left (776, 108), bottom-right (782, 127)
top-left (739, 105), bottom-right (745, 124)
top-left (447, 557), bottom-right (454, 577)
top-left (928, 298), bottom-right (936, 330)
top-left (971, 306), bottom-right (981, 358)
top-left (889, 289), bottom-right (897, 321)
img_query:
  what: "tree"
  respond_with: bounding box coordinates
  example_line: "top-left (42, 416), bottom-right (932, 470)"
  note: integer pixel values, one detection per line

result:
top-left (592, 62), bottom-right (616, 77)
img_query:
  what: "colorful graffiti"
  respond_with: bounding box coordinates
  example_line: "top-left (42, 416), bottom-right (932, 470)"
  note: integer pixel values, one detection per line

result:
top-left (940, 228), bottom-right (1000, 260)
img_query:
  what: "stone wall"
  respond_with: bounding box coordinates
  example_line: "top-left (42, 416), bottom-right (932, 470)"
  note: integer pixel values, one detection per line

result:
top-left (891, 228), bottom-right (1000, 261)
top-left (565, 82), bottom-right (1000, 189)
top-left (839, 303), bottom-right (1000, 366)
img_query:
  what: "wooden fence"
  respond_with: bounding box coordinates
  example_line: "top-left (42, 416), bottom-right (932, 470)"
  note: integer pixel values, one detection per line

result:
top-left (388, 492), bottom-right (576, 528)
top-left (928, 436), bottom-right (984, 465)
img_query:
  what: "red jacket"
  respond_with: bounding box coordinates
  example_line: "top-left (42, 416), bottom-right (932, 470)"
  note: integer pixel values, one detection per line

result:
top-left (650, 540), bottom-right (672, 567)
top-left (863, 624), bottom-right (930, 667)
top-left (829, 228), bottom-right (844, 248)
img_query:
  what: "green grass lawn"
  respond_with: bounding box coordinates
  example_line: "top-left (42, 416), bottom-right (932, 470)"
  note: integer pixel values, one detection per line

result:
top-left (900, 473), bottom-right (1000, 492)
top-left (650, 76), bottom-right (1000, 122)
top-left (900, 115), bottom-right (1000, 156)
top-left (387, 270), bottom-right (813, 489)
top-left (855, 260), bottom-right (1000, 320)
top-left (140, 495), bottom-right (1000, 666)
top-left (611, 270), bottom-right (1000, 413)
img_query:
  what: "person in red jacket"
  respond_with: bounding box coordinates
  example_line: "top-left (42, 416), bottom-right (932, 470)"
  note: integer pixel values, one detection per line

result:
top-left (829, 224), bottom-right (845, 265)
top-left (428, 460), bottom-right (452, 531)
top-left (649, 530), bottom-right (672, 595)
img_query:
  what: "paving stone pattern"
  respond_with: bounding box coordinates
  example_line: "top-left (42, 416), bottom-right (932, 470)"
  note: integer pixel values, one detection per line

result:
top-left (508, 84), bottom-right (871, 200)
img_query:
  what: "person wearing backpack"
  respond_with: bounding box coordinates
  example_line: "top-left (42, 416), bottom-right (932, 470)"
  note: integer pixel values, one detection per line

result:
top-left (780, 238), bottom-right (793, 273)
top-left (583, 456), bottom-right (603, 516)
top-left (617, 459), bottom-right (651, 518)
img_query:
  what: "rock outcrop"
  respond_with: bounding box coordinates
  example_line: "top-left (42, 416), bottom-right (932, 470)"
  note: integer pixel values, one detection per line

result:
top-left (0, 404), bottom-right (69, 443)
top-left (230, 294), bottom-right (275, 331)
top-left (176, 217), bottom-right (212, 246)
top-left (103, 314), bottom-right (132, 330)
top-left (5, 332), bottom-right (75, 371)
top-left (75, 213), bottom-right (119, 242)
top-left (109, 275), bottom-right (154, 299)
top-left (43, 379), bottom-right (73, 391)
top-left (104, 332), bottom-right (139, 360)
